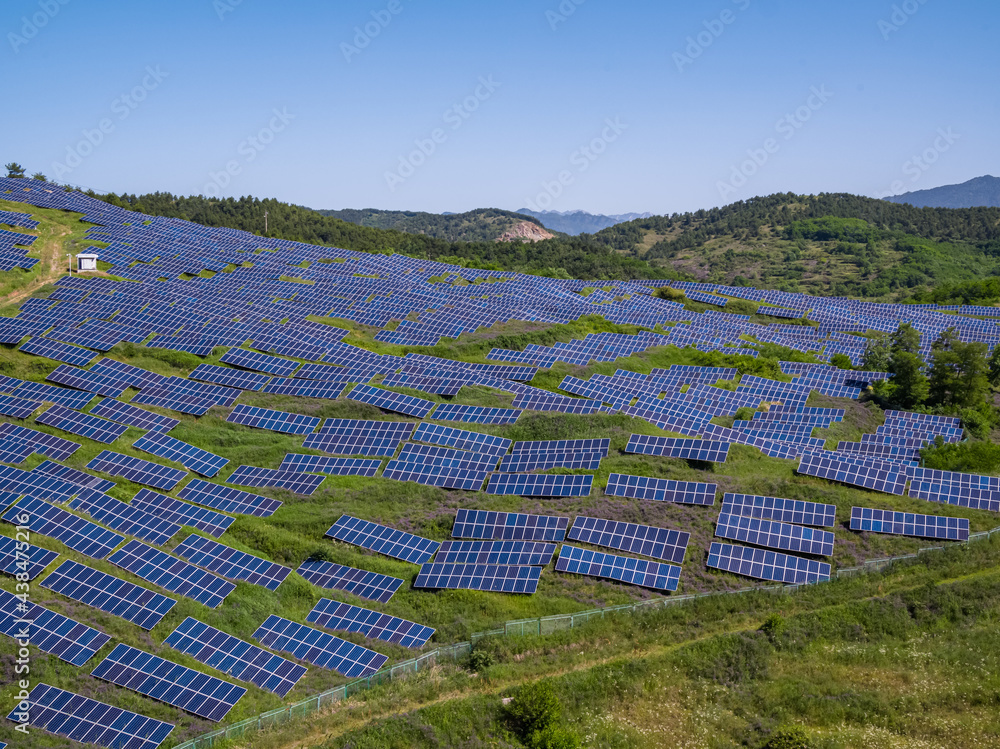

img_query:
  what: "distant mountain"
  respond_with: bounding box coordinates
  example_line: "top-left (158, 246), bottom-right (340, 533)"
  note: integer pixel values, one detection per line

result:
top-left (515, 208), bottom-right (653, 236)
top-left (312, 207), bottom-right (555, 243)
top-left (885, 175), bottom-right (1000, 209)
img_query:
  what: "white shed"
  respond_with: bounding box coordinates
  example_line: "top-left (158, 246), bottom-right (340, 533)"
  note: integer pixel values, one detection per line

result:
top-left (76, 253), bottom-right (99, 272)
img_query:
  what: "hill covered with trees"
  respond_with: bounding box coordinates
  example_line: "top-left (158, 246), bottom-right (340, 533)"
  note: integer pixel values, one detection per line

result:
top-left (312, 207), bottom-right (555, 243)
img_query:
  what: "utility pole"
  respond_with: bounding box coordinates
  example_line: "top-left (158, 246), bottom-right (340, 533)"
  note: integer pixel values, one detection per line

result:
top-left (67, 254), bottom-right (72, 276)
top-left (264, 211), bottom-right (269, 234)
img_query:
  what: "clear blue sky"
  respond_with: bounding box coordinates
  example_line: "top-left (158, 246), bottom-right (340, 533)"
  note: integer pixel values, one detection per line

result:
top-left (5, 0), bottom-right (998, 215)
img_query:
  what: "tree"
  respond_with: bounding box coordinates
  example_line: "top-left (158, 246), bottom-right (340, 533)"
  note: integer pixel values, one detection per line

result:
top-left (31, 172), bottom-right (47, 181)
top-left (890, 323), bottom-right (921, 355)
top-left (861, 332), bottom-right (892, 372)
top-left (829, 353), bottom-right (853, 369)
top-left (5, 162), bottom-right (25, 179)
top-left (889, 350), bottom-right (928, 408)
top-left (928, 327), bottom-right (989, 409)
top-left (988, 345), bottom-right (1000, 387)
top-left (505, 681), bottom-right (562, 738)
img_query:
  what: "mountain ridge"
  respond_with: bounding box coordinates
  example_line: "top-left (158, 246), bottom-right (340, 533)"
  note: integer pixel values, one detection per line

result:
top-left (885, 174), bottom-right (1000, 208)
top-left (515, 207), bottom-right (653, 235)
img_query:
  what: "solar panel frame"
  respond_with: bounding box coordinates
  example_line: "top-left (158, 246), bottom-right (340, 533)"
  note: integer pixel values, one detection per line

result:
top-left (413, 562), bottom-right (541, 593)
top-left (19, 336), bottom-right (97, 366)
top-left (68, 488), bottom-right (181, 547)
top-left (554, 544), bottom-right (680, 592)
top-left (0, 421), bottom-right (81, 460)
top-left (296, 559), bottom-right (404, 603)
top-left (0, 532), bottom-right (59, 580)
top-left (253, 615), bottom-right (388, 678)
top-left (45, 364), bottom-right (129, 397)
top-left (307, 599), bottom-right (435, 649)
top-left (174, 534), bottom-right (292, 591)
top-left (326, 514), bottom-right (440, 564)
top-left (220, 347), bottom-right (301, 376)
top-left (86, 450), bottom-right (188, 491)
top-left (347, 383), bottom-right (435, 418)
top-left (0, 392), bottom-right (43, 418)
top-left (32, 459), bottom-right (116, 493)
top-left (624, 434), bottom-right (731, 462)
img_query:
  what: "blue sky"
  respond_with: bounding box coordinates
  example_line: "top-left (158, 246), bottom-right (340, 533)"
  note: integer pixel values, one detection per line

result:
top-left (5, 0), bottom-right (998, 215)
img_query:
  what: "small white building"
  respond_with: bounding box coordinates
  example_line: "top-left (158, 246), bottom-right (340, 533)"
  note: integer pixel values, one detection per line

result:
top-left (76, 253), bottom-right (99, 272)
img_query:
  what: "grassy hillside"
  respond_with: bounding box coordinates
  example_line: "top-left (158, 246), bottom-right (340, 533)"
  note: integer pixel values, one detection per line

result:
top-left (312, 207), bottom-right (555, 243)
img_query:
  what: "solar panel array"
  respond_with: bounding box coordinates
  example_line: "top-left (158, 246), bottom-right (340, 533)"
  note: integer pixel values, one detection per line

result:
top-left (413, 563), bottom-right (542, 593)
top-left (452, 509), bottom-right (569, 541)
top-left (850, 506), bottom-right (970, 540)
top-left (326, 515), bottom-right (440, 564)
top-left (33, 460), bottom-right (116, 492)
top-left (46, 363), bottom-right (129, 397)
top-left (486, 473), bottom-right (593, 497)
top-left (0, 392), bottom-right (42, 418)
top-left (226, 404), bottom-right (321, 435)
top-left (3, 495), bottom-right (125, 559)
top-left (174, 534), bottom-right (292, 591)
top-left (624, 435), bottom-right (731, 462)
top-left (605, 474), bottom-right (717, 505)
top-left (430, 403), bottom-right (522, 424)
top-left (412, 421), bottom-right (512, 455)
top-left (108, 540), bottom-right (236, 608)
top-left (91, 643), bottom-right (247, 722)
top-left (435, 540), bottom-right (556, 566)
top-left (131, 488), bottom-right (235, 538)
top-left (347, 383), bottom-right (435, 417)
top-left (721, 493), bottom-right (837, 527)
top-left (715, 512), bottom-right (835, 556)
top-left (0, 421), bottom-right (81, 460)
top-left (19, 336), bottom-right (97, 366)
top-left (178, 478), bottom-right (282, 517)
top-left (797, 453), bottom-right (907, 495)
top-left (35, 403), bottom-right (129, 443)
top-left (133, 431), bottom-right (229, 477)
top-left (226, 465), bottom-right (326, 495)
top-left (87, 450), bottom-right (188, 490)
top-left (0, 532), bottom-right (59, 579)
top-left (253, 615), bottom-right (388, 677)
top-left (707, 542), bottom-right (832, 584)
top-left (307, 599), bottom-right (435, 649)
top-left (296, 559), bottom-right (404, 603)
top-left (555, 544), bottom-right (681, 591)
top-left (69, 489), bottom-right (181, 546)
top-left (568, 516), bottom-right (689, 563)
top-left (278, 453), bottom-right (382, 477)
top-left (89, 397), bottom-right (180, 433)
top-left (0, 588), bottom-right (110, 666)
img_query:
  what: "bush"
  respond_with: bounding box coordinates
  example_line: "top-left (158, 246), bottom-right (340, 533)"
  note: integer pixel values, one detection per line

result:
top-left (829, 353), bottom-right (853, 369)
top-left (505, 681), bottom-right (561, 738)
top-left (759, 613), bottom-right (785, 643)
top-left (681, 632), bottom-right (771, 685)
top-left (734, 406), bottom-right (756, 421)
top-left (921, 440), bottom-right (1000, 473)
top-left (527, 725), bottom-right (581, 749)
top-left (466, 648), bottom-right (495, 672)
top-left (764, 726), bottom-right (813, 749)
top-left (959, 403), bottom-right (997, 440)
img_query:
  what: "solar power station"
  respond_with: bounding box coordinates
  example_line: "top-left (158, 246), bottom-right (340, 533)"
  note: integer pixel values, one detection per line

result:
top-left (326, 515), bottom-right (440, 564)
top-left (413, 563), bottom-right (542, 593)
top-left (307, 599), bottom-right (435, 649)
top-left (296, 560), bottom-right (404, 603)
top-left (605, 474), bottom-right (717, 505)
top-left (253, 615), bottom-right (388, 677)
top-left (850, 507), bottom-right (970, 541)
top-left (108, 540), bottom-right (236, 608)
top-left (707, 543), bottom-right (832, 584)
top-left (0, 589), bottom-right (110, 666)
top-left (451, 509), bottom-right (569, 541)
top-left (174, 534), bottom-right (292, 590)
top-left (555, 544), bottom-right (681, 592)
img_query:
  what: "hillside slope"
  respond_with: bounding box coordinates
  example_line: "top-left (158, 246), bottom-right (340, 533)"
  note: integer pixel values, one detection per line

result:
top-left (886, 174), bottom-right (1000, 209)
top-left (313, 207), bottom-right (557, 243)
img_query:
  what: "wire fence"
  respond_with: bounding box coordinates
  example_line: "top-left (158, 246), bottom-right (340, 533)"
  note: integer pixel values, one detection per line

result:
top-left (172, 523), bottom-right (1000, 749)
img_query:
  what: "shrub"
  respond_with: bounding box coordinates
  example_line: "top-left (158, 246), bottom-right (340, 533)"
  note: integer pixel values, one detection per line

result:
top-left (765, 725), bottom-right (813, 749)
top-left (466, 648), bottom-right (495, 672)
top-left (921, 440), bottom-right (1000, 473)
top-left (681, 632), bottom-right (771, 685)
top-left (528, 725), bottom-right (581, 749)
top-left (829, 353), bottom-right (853, 369)
top-left (734, 406), bottom-right (756, 422)
top-left (505, 681), bottom-right (561, 738)
top-left (759, 613), bottom-right (785, 643)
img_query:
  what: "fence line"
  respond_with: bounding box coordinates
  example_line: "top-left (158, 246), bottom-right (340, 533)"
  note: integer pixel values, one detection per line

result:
top-left (172, 524), bottom-right (1000, 749)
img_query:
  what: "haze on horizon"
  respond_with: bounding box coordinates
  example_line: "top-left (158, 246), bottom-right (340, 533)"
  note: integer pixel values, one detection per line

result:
top-left (5, 0), bottom-right (998, 216)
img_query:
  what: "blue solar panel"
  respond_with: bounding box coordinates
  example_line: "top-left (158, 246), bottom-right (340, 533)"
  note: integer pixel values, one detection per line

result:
top-left (253, 615), bottom-right (388, 677)
top-left (164, 617), bottom-right (307, 698)
top-left (0, 392), bottom-right (42, 418)
top-left (307, 599), bottom-right (435, 649)
top-left (326, 515), bottom-right (440, 564)
top-left (511, 438), bottom-right (610, 455)
top-left (486, 473), bottom-right (593, 497)
top-left (347, 383), bottom-right (435, 417)
top-left (86, 450), bottom-right (187, 491)
top-left (226, 404), bottom-right (321, 435)
top-left (7, 379), bottom-right (95, 409)
top-left (131, 387), bottom-right (215, 415)
top-left (178, 478), bottom-right (282, 517)
top-left (797, 453), bottom-right (907, 495)
top-left (46, 363), bottom-right (129, 397)
top-left (452, 509), bottom-right (569, 541)
top-left (189, 363), bottom-right (272, 391)
top-left (850, 506), bottom-right (970, 540)
top-left (35, 403), bottom-right (129, 444)
top-left (0, 464), bottom-right (79, 502)
top-left (2, 495), bottom-right (125, 559)
top-left (412, 421), bottom-right (511, 456)
top-left (382, 459), bottom-right (489, 491)
top-left (40, 559), bottom-right (176, 630)
top-left (413, 563), bottom-right (541, 593)
top-left (8, 683), bottom-right (174, 749)
top-left (435, 540), bottom-right (556, 566)
top-left (296, 559), bottom-right (404, 603)
top-left (131, 488), bottom-right (234, 538)
top-left (91, 643), bottom-right (247, 722)
top-left (302, 432), bottom-right (407, 456)
top-left (89, 398), bottom-right (180, 433)
top-left (715, 512), bottom-right (835, 556)
top-left (108, 539), bottom-right (236, 608)
top-left (90, 357), bottom-right (168, 390)
top-left (0, 531), bottom-right (59, 579)
top-left (278, 454), bottom-right (382, 477)
top-left (499, 450), bottom-right (604, 471)
top-left (220, 347), bottom-right (301, 376)
top-left (134, 431), bottom-right (229, 477)
top-left (721, 493), bottom-right (836, 527)
top-left (33, 460), bottom-right (116, 492)
top-left (555, 544), bottom-right (680, 591)
top-left (226, 465), bottom-right (325, 495)
top-left (430, 403), bottom-right (522, 424)
top-left (19, 336), bottom-right (97, 366)
top-left (0, 589), bottom-right (110, 666)
top-left (568, 516), bottom-right (689, 563)
top-left (707, 542), bottom-right (831, 584)
top-left (625, 434), bottom-right (730, 462)
top-left (69, 488), bottom-right (181, 546)
top-left (0, 421), bottom-right (81, 460)
top-left (396, 442), bottom-right (499, 468)
top-left (174, 534), bottom-right (292, 590)
top-left (0, 437), bottom-right (35, 464)
top-left (316, 419), bottom-right (416, 438)
top-left (261, 378), bottom-right (349, 399)
top-left (604, 474), bottom-right (716, 505)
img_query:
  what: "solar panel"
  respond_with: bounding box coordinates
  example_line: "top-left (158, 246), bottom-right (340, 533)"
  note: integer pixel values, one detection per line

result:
top-left (226, 465), bottom-right (325, 495)
top-left (131, 488), bottom-right (234, 538)
top-left (89, 398), bottom-right (180, 433)
top-left (178, 478), bottom-right (282, 516)
top-left (164, 617), bottom-right (307, 698)
top-left (624, 434), bottom-right (731, 462)
top-left (554, 544), bottom-right (680, 592)
top-left (278, 454), bottom-right (382, 477)
top-left (604, 474), bottom-right (716, 505)
top-left (0, 464), bottom-right (80, 502)
top-left (131, 387), bottom-right (215, 415)
top-left (253, 615), bottom-right (388, 677)
top-left (715, 512), bottom-right (834, 556)
top-left (174, 534), bottom-right (291, 591)
top-left (326, 515), bottom-right (440, 564)
top-left (0, 437), bottom-right (35, 464)
top-left (86, 450), bottom-right (187, 491)
top-left (8, 683), bottom-right (174, 749)
top-left (396, 442), bottom-right (499, 468)
top-left (0, 392), bottom-right (42, 418)
top-left (499, 450), bottom-right (605, 471)
top-left (2, 495), bottom-right (125, 559)
top-left (40, 559), bottom-right (176, 630)
top-left (0, 531), bottom-right (59, 579)
top-left (435, 540), bottom-right (556, 566)
top-left (33, 460), bottom-right (116, 492)
top-left (316, 419), bottom-right (416, 438)
top-left (261, 378), bottom-right (349, 399)
top-left (90, 357), bottom-right (168, 390)
top-left (296, 559), bottom-right (404, 603)
top-left (382, 459), bottom-right (489, 491)
top-left (486, 473), bottom-right (593, 497)
top-left (511, 438), bottom-right (610, 455)
top-left (134, 431), bottom-right (229, 477)
top-left (189, 363), bottom-right (272, 391)
top-left (568, 516), bottom-right (689, 563)
top-left (6, 379), bottom-right (95, 409)
top-left (707, 542), bottom-right (832, 584)
top-left (108, 540), bottom-right (236, 608)
top-left (0, 421), bottom-right (81, 460)
top-left (413, 562), bottom-right (541, 593)
top-left (19, 336), bottom-right (97, 366)
top-left (796, 453), bottom-right (907, 495)
top-left (452, 509), bottom-right (569, 541)
top-left (45, 364), bottom-right (129, 397)
top-left (220, 346), bottom-right (301, 376)
top-left (412, 422), bottom-right (512, 455)
top-left (35, 403), bottom-right (129, 444)
top-left (0, 588), bottom-right (110, 666)
top-left (307, 599), bottom-right (435, 649)
top-left (721, 493), bottom-right (836, 527)
top-left (226, 403), bottom-right (321, 435)
top-left (347, 383), bottom-right (435, 418)
top-left (92, 643), bottom-right (247, 722)
top-left (302, 432), bottom-right (408, 457)
top-left (430, 403), bottom-right (522, 425)
top-left (69, 489), bottom-right (181, 546)
top-left (850, 506), bottom-right (970, 540)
